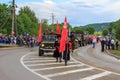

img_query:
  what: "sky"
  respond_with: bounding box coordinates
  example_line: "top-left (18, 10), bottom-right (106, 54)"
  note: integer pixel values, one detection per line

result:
top-left (1, 0), bottom-right (120, 27)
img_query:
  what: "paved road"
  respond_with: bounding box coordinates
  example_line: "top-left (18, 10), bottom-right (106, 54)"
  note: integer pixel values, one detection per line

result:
top-left (74, 44), bottom-right (120, 73)
top-left (0, 47), bottom-right (46, 80)
top-left (0, 44), bottom-right (120, 80)
top-left (21, 44), bottom-right (120, 80)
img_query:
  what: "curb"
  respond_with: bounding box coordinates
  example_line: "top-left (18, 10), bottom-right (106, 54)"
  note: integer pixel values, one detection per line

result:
top-left (0, 46), bottom-right (25, 50)
top-left (105, 50), bottom-right (120, 59)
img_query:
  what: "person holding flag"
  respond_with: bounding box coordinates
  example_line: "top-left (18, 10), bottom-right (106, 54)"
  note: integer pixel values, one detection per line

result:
top-left (59, 17), bottom-right (71, 66)
top-left (53, 21), bottom-right (62, 62)
top-left (53, 36), bottom-right (62, 62)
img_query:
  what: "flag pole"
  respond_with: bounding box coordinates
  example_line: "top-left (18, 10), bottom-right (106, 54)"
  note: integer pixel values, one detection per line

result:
top-left (65, 17), bottom-right (68, 66)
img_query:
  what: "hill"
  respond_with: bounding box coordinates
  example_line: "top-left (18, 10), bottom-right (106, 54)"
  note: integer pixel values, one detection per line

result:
top-left (80, 22), bottom-right (112, 31)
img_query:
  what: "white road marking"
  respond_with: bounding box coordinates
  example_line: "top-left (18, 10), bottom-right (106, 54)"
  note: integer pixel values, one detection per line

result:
top-left (24, 57), bottom-right (54, 60)
top-left (71, 56), bottom-right (92, 68)
top-left (20, 50), bottom-right (120, 80)
top-left (20, 52), bottom-right (52, 80)
top-left (80, 71), bottom-right (112, 80)
top-left (26, 61), bottom-right (77, 67)
top-left (32, 64), bottom-right (85, 71)
top-left (24, 60), bottom-right (55, 63)
top-left (45, 67), bottom-right (94, 77)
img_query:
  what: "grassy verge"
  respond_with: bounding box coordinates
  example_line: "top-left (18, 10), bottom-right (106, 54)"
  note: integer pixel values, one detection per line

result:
top-left (108, 46), bottom-right (120, 56)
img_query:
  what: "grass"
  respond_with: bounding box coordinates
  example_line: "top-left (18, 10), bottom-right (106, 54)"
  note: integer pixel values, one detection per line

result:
top-left (108, 46), bottom-right (120, 56)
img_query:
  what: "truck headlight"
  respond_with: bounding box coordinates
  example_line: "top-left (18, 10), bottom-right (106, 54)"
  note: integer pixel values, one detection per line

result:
top-left (41, 44), bottom-right (45, 47)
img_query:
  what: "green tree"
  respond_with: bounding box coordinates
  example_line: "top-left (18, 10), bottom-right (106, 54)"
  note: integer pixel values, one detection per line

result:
top-left (72, 27), bottom-right (84, 34)
top-left (41, 19), bottom-right (49, 33)
top-left (108, 23), bottom-right (115, 33)
top-left (16, 15), bottom-right (25, 35)
top-left (18, 6), bottom-right (39, 35)
top-left (115, 26), bottom-right (120, 40)
top-left (86, 26), bottom-right (95, 34)
top-left (19, 13), bottom-right (32, 34)
top-left (102, 29), bottom-right (108, 36)
top-left (0, 3), bottom-right (12, 34)
top-left (114, 19), bottom-right (120, 40)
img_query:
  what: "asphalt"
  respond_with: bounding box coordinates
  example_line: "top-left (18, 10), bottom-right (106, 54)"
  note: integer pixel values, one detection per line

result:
top-left (105, 50), bottom-right (120, 59)
top-left (0, 44), bottom-right (120, 59)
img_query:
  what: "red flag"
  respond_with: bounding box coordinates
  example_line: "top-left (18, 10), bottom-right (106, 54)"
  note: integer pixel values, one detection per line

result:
top-left (38, 22), bottom-right (42, 42)
top-left (59, 17), bottom-right (68, 53)
top-left (56, 21), bottom-right (60, 35)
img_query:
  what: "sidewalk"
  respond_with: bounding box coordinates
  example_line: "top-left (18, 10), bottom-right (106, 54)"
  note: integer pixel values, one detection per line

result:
top-left (0, 44), bottom-right (23, 50)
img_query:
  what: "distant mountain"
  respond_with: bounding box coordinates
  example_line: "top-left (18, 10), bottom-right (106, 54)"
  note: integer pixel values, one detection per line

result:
top-left (80, 22), bottom-right (112, 31)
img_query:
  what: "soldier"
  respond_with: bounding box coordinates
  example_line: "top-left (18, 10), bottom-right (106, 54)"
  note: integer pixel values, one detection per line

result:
top-left (53, 36), bottom-right (62, 62)
top-left (63, 40), bottom-right (72, 66)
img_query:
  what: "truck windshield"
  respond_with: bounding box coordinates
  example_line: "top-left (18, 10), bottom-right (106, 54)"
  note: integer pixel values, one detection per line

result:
top-left (42, 35), bottom-right (57, 41)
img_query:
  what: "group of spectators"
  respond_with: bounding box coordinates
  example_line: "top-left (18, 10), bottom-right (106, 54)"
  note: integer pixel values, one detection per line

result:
top-left (100, 37), bottom-right (119, 52)
top-left (0, 33), bottom-right (38, 48)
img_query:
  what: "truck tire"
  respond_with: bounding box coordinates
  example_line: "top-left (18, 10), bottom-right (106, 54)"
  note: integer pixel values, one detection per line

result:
top-left (39, 50), bottom-right (44, 56)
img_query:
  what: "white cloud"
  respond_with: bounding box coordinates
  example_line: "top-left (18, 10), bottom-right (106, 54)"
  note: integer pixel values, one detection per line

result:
top-left (18, 0), bottom-right (67, 22)
top-left (100, 1), bottom-right (120, 13)
top-left (71, 0), bottom-right (109, 6)
top-left (16, 0), bottom-right (120, 26)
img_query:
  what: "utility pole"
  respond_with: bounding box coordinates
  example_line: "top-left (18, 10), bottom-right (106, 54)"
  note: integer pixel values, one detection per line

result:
top-left (12, 0), bottom-right (15, 37)
top-left (52, 13), bottom-right (54, 26)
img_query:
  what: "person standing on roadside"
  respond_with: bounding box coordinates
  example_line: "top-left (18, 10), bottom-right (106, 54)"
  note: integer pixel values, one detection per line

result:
top-left (115, 40), bottom-right (119, 50)
top-left (108, 38), bottom-right (111, 49)
top-left (111, 39), bottom-right (115, 50)
top-left (92, 36), bottom-right (96, 48)
top-left (101, 37), bottom-right (105, 52)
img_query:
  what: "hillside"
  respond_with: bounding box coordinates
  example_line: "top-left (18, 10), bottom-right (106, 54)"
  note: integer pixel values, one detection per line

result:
top-left (80, 22), bottom-right (112, 31)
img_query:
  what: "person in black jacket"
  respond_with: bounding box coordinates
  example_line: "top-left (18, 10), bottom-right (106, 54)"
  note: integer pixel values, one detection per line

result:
top-left (116, 40), bottom-right (119, 50)
top-left (53, 37), bottom-right (62, 62)
top-left (63, 41), bottom-right (71, 66)
top-left (101, 38), bottom-right (105, 52)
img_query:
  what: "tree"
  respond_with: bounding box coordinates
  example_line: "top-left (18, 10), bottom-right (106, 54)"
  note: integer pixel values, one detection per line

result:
top-left (114, 19), bottom-right (120, 40)
top-left (41, 19), bottom-right (49, 33)
top-left (0, 3), bottom-right (12, 34)
top-left (102, 29), bottom-right (108, 36)
top-left (72, 27), bottom-right (84, 34)
top-left (86, 26), bottom-right (95, 34)
top-left (18, 6), bottom-right (39, 35)
top-left (115, 26), bottom-right (120, 40)
top-left (108, 23), bottom-right (115, 33)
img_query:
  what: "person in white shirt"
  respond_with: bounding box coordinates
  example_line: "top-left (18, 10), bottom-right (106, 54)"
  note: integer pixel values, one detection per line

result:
top-left (92, 36), bottom-right (96, 48)
top-left (111, 39), bottom-right (115, 50)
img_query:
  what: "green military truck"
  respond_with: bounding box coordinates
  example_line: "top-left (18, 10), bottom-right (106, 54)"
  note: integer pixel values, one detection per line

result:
top-left (38, 35), bottom-right (57, 56)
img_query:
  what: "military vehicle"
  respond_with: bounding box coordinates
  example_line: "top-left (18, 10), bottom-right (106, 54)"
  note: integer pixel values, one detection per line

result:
top-left (38, 35), bottom-right (57, 56)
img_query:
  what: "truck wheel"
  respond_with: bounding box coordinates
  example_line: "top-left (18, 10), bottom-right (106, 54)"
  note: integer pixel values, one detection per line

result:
top-left (39, 50), bottom-right (44, 56)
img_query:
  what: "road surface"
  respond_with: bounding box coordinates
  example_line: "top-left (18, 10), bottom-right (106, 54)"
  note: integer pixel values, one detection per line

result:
top-left (0, 44), bottom-right (120, 80)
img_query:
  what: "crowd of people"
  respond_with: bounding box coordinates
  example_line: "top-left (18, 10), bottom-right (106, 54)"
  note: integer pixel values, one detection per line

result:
top-left (0, 33), bottom-right (38, 48)
top-left (100, 37), bottom-right (119, 52)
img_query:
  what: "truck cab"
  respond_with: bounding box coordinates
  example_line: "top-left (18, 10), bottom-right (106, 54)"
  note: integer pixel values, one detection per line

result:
top-left (38, 35), bottom-right (57, 56)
